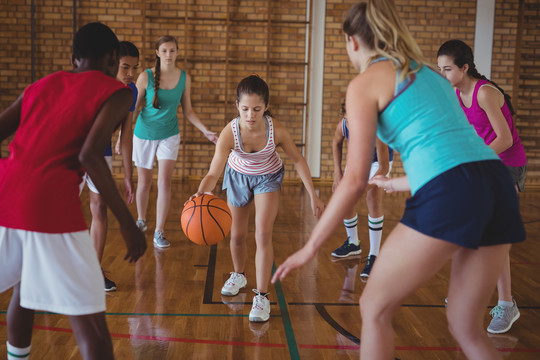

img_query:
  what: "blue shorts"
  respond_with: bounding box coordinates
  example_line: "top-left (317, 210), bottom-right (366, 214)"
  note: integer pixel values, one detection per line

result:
top-left (222, 165), bottom-right (285, 207)
top-left (401, 160), bottom-right (525, 249)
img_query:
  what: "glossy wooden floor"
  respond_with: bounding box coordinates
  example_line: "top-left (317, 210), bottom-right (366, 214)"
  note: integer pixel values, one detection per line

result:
top-left (1, 181), bottom-right (539, 359)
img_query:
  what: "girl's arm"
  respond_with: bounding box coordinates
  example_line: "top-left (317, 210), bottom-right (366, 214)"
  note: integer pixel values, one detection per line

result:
top-left (187, 125), bottom-right (233, 202)
top-left (80, 89), bottom-right (146, 263)
top-left (119, 110), bottom-right (134, 203)
top-left (477, 86), bottom-right (513, 154)
top-left (0, 94), bottom-right (22, 158)
top-left (365, 137), bottom-right (390, 191)
top-left (272, 60), bottom-right (395, 283)
top-left (332, 121), bottom-right (345, 192)
top-left (275, 120), bottom-right (324, 218)
top-left (180, 73), bottom-right (218, 144)
top-left (369, 175), bottom-right (410, 193)
top-left (132, 70), bottom-right (148, 126)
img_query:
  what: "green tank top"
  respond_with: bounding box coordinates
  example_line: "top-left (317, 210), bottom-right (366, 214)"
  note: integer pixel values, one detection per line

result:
top-left (134, 69), bottom-right (186, 140)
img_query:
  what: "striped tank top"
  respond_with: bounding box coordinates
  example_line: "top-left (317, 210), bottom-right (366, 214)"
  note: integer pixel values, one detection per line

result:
top-left (227, 116), bottom-right (283, 175)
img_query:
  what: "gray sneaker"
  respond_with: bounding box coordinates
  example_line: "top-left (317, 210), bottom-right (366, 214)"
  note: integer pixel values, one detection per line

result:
top-left (153, 230), bottom-right (170, 248)
top-left (487, 299), bottom-right (520, 334)
top-left (136, 219), bottom-right (147, 232)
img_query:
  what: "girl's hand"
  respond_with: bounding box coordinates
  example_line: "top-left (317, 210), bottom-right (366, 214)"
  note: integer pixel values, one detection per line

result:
top-left (271, 245), bottom-right (316, 283)
top-left (368, 175), bottom-right (394, 193)
top-left (332, 172), bottom-right (343, 192)
top-left (311, 195), bottom-right (325, 219)
top-left (204, 130), bottom-right (219, 144)
top-left (184, 191), bottom-right (213, 206)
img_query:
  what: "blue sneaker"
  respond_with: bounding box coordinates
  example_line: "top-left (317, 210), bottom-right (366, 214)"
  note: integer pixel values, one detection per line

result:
top-left (360, 255), bottom-right (377, 278)
top-left (331, 238), bottom-right (362, 258)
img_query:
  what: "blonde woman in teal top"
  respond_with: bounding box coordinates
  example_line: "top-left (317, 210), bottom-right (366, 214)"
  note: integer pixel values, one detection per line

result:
top-left (133, 35), bottom-right (217, 248)
top-left (273, 1), bottom-right (524, 359)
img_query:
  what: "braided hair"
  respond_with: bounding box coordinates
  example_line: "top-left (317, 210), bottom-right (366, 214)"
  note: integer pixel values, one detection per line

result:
top-left (152, 35), bottom-right (178, 109)
top-left (437, 39), bottom-right (515, 115)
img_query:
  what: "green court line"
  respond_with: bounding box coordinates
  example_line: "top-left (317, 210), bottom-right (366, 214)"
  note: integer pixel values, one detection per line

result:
top-left (0, 311), bottom-right (279, 318)
top-left (272, 262), bottom-right (300, 360)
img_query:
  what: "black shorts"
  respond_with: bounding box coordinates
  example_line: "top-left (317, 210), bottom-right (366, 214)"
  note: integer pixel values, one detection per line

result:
top-left (401, 160), bottom-right (525, 249)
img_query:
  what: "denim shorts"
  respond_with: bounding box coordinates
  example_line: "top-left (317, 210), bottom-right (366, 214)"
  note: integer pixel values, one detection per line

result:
top-left (222, 165), bottom-right (285, 207)
top-left (506, 164), bottom-right (527, 192)
top-left (401, 160), bottom-right (525, 249)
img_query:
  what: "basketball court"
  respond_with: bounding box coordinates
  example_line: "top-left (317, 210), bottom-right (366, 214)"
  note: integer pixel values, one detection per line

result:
top-left (1, 181), bottom-right (538, 359)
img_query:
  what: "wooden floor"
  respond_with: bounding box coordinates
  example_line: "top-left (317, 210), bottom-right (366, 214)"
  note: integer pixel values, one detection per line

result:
top-left (1, 181), bottom-right (539, 359)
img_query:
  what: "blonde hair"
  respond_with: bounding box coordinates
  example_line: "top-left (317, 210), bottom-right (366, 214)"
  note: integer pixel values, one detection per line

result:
top-left (343, 0), bottom-right (425, 80)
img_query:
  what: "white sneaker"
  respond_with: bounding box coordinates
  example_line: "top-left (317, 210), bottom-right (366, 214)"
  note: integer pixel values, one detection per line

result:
top-left (221, 272), bottom-right (247, 296)
top-left (249, 290), bottom-right (270, 322)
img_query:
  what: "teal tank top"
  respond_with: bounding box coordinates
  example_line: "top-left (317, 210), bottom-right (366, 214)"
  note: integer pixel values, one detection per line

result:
top-left (134, 69), bottom-right (186, 140)
top-left (375, 59), bottom-right (498, 195)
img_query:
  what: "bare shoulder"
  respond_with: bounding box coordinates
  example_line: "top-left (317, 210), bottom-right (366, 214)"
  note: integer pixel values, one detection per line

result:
top-left (348, 60), bottom-right (395, 111)
top-left (477, 84), bottom-right (504, 107)
top-left (270, 117), bottom-right (292, 146)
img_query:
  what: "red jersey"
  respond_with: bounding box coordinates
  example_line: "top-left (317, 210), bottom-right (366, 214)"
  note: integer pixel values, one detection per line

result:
top-left (0, 71), bottom-right (127, 233)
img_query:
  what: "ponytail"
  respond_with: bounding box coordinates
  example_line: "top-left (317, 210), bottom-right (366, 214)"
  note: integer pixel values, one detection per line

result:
top-left (152, 57), bottom-right (161, 109)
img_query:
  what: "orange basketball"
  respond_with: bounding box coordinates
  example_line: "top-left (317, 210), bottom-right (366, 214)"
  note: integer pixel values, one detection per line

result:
top-left (181, 194), bottom-right (232, 246)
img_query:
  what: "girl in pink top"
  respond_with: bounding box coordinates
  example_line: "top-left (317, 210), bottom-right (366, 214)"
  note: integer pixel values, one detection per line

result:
top-left (437, 39), bottom-right (525, 335)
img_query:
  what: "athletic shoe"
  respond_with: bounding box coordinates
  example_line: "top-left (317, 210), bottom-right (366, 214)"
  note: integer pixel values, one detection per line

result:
top-left (249, 290), bottom-right (270, 322)
top-left (136, 219), bottom-right (147, 232)
top-left (104, 276), bottom-right (117, 292)
top-left (221, 272), bottom-right (247, 296)
top-left (153, 230), bottom-right (170, 248)
top-left (487, 299), bottom-right (520, 334)
top-left (360, 255), bottom-right (377, 278)
top-left (331, 238), bottom-right (362, 258)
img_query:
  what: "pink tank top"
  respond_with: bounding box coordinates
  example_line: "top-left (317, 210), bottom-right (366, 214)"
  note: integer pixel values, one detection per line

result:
top-left (457, 79), bottom-right (526, 167)
top-left (227, 116), bottom-right (283, 175)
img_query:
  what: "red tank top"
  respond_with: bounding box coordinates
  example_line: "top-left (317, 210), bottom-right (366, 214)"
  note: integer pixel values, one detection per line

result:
top-left (0, 71), bottom-right (127, 233)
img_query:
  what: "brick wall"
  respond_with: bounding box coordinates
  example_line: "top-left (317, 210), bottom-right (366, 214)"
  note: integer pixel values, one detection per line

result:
top-left (1, 0), bottom-right (539, 187)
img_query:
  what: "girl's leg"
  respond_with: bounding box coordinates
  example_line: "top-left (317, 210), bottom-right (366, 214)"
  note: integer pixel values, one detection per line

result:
top-left (155, 159), bottom-right (176, 232)
top-left (89, 191), bottom-right (107, 262)
top-left (68, 312), bottom-right (114, 360)
top-left (7, 283), bottom-right (34, 349)
top-left (359, 223), bottom-right (459, 360)
top-left (496, 254), bottom-right (512, 301)
top-left (446, 244), bottom-right (511, 359)
top-left (136, 167), bottom-right (153, 223)
top-left (253, 191), bottom-right (280, 293)
top-left (228, 203), bottom-right (251, 273)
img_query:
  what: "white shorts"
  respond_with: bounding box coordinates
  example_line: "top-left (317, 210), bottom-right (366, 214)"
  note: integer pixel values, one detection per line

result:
top-left (369, 160), bottom-right (393, 179)
top-left (84, 156), bottom-right (113, 194)
top-left (133, 133), bottom-right (180, 169)
top-left (0, 226), bottom-right (105, 316)
top-left (345, 161), bottom-right (393, 179)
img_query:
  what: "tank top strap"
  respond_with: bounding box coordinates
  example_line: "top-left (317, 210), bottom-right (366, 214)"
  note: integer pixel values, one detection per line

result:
top-left (341, 118), bottom-right (349, 140)
top-left (231, 117), bottom-right (242, 152)
top-left (265, 116), bottom-right (274, 147)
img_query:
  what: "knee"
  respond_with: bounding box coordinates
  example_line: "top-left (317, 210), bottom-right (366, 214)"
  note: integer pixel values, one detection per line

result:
top-left (90, 198), bottom-right (107, 220)
top-left (255, 229), bottom-right (272, 246)
top-left (359, 292), bottom-right (396, 324)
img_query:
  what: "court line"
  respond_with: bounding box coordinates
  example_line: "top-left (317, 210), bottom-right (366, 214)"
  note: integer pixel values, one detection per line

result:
top-left (315, 304), bottom-right (359, 344)
top-left (272, 263), bottom-right (301, 360)
top-left (1, 321), bottom-right (538, 353)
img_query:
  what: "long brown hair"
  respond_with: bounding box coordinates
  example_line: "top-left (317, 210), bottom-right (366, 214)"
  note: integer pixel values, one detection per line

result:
top-left (152, 35), bottom-right (178, 109)
top-left (343, 0), bottom-right (425, 80)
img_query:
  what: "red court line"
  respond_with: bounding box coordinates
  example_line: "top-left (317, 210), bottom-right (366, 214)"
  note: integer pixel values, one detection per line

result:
top-left (2, 321), bottom-right (539, 353)
top-left (0, 321), bottom-right (284, 348)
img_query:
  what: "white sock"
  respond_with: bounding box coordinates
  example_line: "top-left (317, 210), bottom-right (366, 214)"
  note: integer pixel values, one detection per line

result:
top-left (7, 342), bottom-right (31, 360)
top-left (344, 214), bottom-right (359, 245)
top-left (368, 215), bottom-right (384, 256)
top-left (498, 300), bottom-right (513, 308)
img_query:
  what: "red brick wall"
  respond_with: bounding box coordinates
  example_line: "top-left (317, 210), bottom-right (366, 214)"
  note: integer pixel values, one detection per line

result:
top-left (1, 0), bottom-right (538, 187)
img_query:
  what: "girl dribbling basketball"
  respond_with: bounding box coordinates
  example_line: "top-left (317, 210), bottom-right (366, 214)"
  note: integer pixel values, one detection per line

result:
top-left (188, 75), bottom-right (324, 323)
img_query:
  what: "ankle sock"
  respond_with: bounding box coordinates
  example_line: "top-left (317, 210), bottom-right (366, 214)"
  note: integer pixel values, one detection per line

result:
top-left (498, 299), bottom-right (513, 308)
top-left (7, 342), bottom-right (31, 360)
